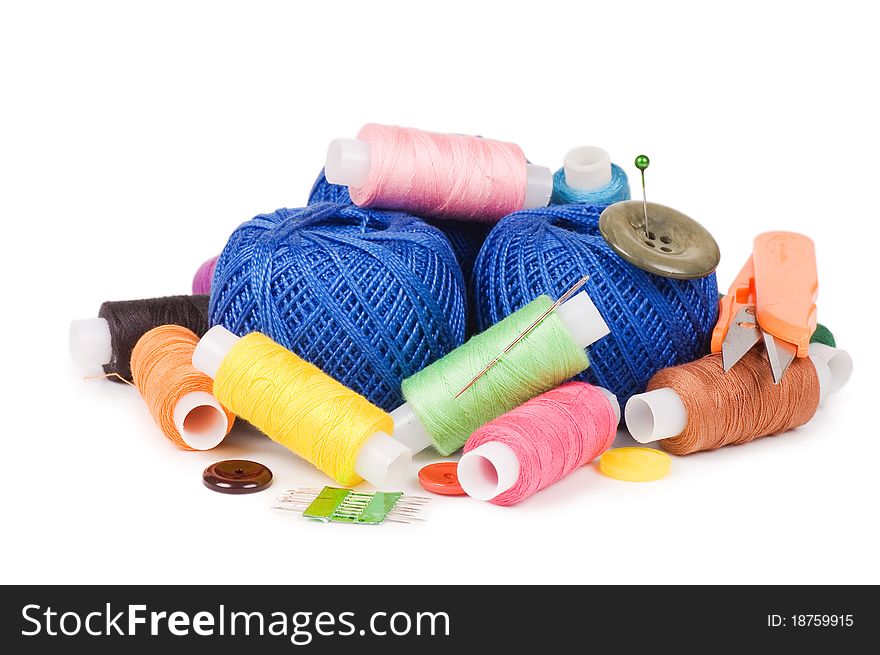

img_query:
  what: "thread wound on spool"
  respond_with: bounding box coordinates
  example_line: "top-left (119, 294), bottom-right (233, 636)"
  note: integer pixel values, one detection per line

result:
top-left (192, 256), bottom-right (219, 295)
top-left (210, 203), bottom-right (466, 411)
top-left (810, 323), bottom-right (836, 348)
top-left (99, 295), bottom-right (211, 382)
top-left (401, 296), bottom-right (590, 456)
top-left (213, 332), bottom-right (393, 486)
top-left (649, 349), bottom-right (821, 455)
top-left (131, 325), bottom-right (234, 450)
top-left (463, 382), bottom-right (617, 505)
top-left (474, 204), bottom-right (718, 404)
top-left (551, 163), bottom-right (630, 207)
top-left (347, 124), bottom-right (529, 221)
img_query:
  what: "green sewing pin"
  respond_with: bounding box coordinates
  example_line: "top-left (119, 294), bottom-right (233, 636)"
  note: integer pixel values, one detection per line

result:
top-left (635, 154), bottom-right (650, 238)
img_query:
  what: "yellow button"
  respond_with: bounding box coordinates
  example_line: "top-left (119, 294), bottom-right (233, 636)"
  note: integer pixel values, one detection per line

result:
top-left (599, 447), bottom-right (671, 482)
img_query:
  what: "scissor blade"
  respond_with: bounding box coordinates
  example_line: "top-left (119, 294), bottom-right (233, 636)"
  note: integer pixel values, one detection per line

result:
top-left (721, 307), bottom-right (761, 371)
top-left (763, 331), bottom-right (797, 384)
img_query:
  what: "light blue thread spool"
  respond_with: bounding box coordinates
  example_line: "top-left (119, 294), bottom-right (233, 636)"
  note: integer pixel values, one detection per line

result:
top-left (551, 146), bottom-right (630, 207)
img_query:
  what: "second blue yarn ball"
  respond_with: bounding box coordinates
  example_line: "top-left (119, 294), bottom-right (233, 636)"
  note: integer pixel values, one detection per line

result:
top-left (474, 203), bottom-right (719, 404)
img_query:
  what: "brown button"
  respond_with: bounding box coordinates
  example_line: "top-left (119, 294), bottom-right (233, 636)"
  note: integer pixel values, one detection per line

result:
top-left (203, 459), bottom-right (272, 494)
top-left (599, 201), bottom-right (720, 279)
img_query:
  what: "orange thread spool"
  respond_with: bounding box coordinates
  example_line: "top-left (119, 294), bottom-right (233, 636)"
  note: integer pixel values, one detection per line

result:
top-left (648, 349), bottom-right (821, 456)
top-left (131, 325), bottom-right (234, 450)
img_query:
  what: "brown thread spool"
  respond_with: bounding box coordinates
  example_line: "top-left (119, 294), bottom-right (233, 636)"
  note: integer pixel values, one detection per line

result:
top-left (626, 348), bottom-right (824, 455)
top-left (69, 295), bottom-right (210, 382)
top-left (131, 325), bottom-right (235, 450)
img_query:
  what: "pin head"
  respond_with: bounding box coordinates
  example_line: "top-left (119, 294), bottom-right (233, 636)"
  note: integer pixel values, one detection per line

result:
top-left (634, 155), bottom-right (650, 171)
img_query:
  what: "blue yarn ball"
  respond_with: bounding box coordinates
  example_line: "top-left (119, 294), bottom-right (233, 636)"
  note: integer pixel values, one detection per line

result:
top-left (308, 168), bottom-right (490, 335)
top-left (550, 163), bottom-right (630, 206)
top-left (210, 202), bottom-right (466, 410)
top-left (474, 204), bottom-right (718, 405)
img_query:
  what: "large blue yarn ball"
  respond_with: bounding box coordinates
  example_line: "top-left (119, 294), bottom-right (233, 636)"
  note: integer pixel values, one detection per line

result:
top-left (474, 204), bottom-right (718, 404)
top-left (210, 202), bottom-right (466, 410)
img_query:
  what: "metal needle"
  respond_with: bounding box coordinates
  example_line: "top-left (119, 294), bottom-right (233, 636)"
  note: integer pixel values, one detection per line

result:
top-left (635, 154), bottom-right (650, 238)
top-left (453, 274), bottom-right (591, 399)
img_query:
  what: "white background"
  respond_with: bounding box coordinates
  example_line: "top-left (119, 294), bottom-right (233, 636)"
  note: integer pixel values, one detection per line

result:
top-left (1, 1), bottom-right (877, 585)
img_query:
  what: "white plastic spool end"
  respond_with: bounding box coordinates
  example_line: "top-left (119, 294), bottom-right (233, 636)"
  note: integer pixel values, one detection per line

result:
top-left (809, 356), bottom-right (833, 405)
top-left (522, 164), bottom-right (553, 209)
top-left (324, 138), bottom-right (371, 188)
top-left (457, 441), bottom-right (521, 502)
top-left (809, 343), bottom-right (853, 396)
top-left (390, 402), bottom-right (433, 454)
top-left (173, 391), bottom-right (229, 450)
top-left (596, 386), bottom-right (621, 422)
top-left (625, 387), bottom-right (689, 443)
top-left (563, 146), bottom-right (613, 191)
top-left (355, 432), bottom-right (412, 490)
top-left (555, 291), bottom-right (610, 350)
top-left (69, 317), bottom-right (112, 371)
top-left (192, 325), bottom-right (241, 380)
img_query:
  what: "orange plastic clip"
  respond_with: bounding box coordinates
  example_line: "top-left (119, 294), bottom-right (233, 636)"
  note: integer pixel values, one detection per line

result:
top-left (711, 257), bottom-right (756, 354)
top-left (752, 232), bottom-right (817, 358)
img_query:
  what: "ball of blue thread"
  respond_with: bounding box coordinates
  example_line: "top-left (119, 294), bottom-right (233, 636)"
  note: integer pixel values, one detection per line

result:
top-left (209, 202), bottom-right (466, 411)
top-left (474, 203), bottom-right (719, 405)
top-left (550, 163), bottom-right (631, 207)
top-left (309, 168), bottom-right (490, 334)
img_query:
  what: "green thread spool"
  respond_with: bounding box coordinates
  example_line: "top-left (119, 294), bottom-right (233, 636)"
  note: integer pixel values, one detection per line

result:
top-left (396, 293), bottom-right (609, 456)
top-left (811, 323), bottom-right (835, 348)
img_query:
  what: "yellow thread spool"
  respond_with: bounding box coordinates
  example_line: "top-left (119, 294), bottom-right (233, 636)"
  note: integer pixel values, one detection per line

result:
top-left (193, 327), bottom-right (408, 487)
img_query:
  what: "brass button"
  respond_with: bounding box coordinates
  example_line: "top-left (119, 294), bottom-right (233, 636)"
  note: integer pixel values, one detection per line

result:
top-left (599, 201), bottom-right (720, 279)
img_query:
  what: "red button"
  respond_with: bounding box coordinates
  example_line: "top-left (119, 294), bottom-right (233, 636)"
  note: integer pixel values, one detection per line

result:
top-left (418, 462), bottom-right (465, 496)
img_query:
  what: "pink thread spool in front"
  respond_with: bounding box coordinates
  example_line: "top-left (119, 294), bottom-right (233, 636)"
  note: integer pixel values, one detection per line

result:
top-left (192, 256), bottom-right (218, 295)
top-left (458, 382), bottom-right (619, 506)
top-left (324, 124), bottom-right (552, 221)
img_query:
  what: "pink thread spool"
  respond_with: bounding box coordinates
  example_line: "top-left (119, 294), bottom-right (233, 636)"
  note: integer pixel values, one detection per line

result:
top-left (192, 256), bottom-right (218, 295)
top-left (324, 124), bottom-right (553, 221)
top-left (458, 382), bottom-right (619, 506)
